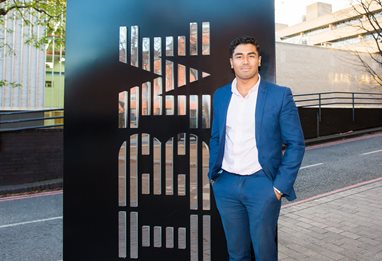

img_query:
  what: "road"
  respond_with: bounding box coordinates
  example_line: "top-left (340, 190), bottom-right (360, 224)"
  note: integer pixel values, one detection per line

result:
top-left (292, 133), bottom-right (382, 202)
top-left (0, 133), bottom-right (381, 260)
top-left (0, 191), bottom-right (62, 261)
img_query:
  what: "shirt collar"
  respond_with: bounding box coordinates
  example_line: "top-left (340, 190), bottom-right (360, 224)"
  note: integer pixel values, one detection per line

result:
top-left (231, 74), bottom-right (261, 97)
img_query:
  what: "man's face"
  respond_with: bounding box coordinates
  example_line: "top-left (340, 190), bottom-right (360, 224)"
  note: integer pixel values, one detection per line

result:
top-left (230, 43), bottom-right (261, 81)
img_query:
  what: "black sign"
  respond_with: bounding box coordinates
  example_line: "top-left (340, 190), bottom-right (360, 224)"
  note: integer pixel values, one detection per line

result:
top-left (64, 0), bottom-right (275, 260)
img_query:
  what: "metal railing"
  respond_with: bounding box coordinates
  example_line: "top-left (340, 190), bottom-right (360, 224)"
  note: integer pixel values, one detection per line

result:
top-left (1, 91), bottom-right (381, 133)
top-left (0, 108), bottom-right (64, 132)
top-left (294, 91), bottom-right (382, 107)
top-left (294, 91), bottom-right (382, 139)
top-left (294, 91), bottom-right (382, 121)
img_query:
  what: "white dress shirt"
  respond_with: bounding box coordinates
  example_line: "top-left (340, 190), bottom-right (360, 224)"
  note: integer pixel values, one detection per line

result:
top-left (221, 76), bottom-right (262, 175)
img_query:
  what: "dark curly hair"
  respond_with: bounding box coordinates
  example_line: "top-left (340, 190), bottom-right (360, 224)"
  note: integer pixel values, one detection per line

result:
top-left (229, 36), bottom-right (261, 57)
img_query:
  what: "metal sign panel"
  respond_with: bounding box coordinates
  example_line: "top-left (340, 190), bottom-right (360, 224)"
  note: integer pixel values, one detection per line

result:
top-left (65, 0), bottom-right (275, 260)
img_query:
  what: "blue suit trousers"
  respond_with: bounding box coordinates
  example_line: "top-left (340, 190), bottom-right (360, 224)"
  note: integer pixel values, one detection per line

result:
top-left (212, 169), bottom-right (281, 261)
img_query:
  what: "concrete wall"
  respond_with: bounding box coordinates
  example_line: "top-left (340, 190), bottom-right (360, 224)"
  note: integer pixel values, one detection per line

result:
top-left (299, 107), bottom-right (382, 139)
top-left (275, 42), bottom-right (382, 95)
top-left (306, 2), bottom-right (332, 21)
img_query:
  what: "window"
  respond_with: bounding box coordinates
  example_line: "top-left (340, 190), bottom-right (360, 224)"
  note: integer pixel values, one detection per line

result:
top-left (45, 81), bottom-right (52, 88)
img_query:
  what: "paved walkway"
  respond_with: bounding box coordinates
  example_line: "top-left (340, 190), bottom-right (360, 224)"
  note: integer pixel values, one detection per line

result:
top-left (278, 178), bottom-right (382, 261)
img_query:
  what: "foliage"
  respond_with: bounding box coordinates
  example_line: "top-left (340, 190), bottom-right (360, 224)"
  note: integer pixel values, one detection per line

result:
top-left (352, 0), bottom-right (382, 85)
top-left (0, 0), bottom-right (66, 87)
top-left (0, 0), bottom-right (66, 49)
top-left (0, 80), bottom-right (22, 87)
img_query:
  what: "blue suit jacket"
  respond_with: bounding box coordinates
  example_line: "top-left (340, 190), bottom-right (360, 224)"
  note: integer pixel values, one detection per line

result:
top-left (208, 80), bottom-right (305, 201)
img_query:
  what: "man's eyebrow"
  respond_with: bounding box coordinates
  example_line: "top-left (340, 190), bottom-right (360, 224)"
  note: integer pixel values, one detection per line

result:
top-left (233, 51), bottom-right (258, 56)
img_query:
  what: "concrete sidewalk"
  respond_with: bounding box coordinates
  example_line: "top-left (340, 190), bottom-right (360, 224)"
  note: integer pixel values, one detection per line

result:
top-left (278, 178), bottom-right (382, 261)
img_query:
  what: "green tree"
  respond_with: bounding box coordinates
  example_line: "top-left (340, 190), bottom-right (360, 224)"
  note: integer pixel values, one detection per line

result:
top-left (0, 0), bottom-right (66, 87)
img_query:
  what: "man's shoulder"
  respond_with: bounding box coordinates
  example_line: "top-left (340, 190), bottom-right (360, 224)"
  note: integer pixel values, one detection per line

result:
top-left (262, 80), bottom-right (293, 98)
top-left (213, 83), bottom-right (231, 97)
top-left (262, 80), bottom-right (290, 92)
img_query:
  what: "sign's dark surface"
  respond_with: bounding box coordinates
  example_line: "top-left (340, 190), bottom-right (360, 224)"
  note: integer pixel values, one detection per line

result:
top-left (65, 0), bottom-right (275, 260)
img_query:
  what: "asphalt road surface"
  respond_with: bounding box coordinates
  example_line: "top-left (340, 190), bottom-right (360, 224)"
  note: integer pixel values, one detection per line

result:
top-left (0, 133), bottom-right (381, 260)
top-left (0, 191), bottom-right (62, 261)
top-left (292, 133), bottom-right (382, 203)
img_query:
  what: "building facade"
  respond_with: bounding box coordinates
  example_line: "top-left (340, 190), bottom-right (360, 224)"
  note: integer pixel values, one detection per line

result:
top-left (277, 1), bottom-right (382, 53)
top-left (0, 10), bottom-right (46, 110)
top-left (0, 8), bottom-right (64, 111)
top-left (275, 42), bottom-right (381, 95)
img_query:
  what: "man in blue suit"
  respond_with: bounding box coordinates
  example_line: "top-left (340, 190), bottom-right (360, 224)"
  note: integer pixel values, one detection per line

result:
top-left (209, 36), bottom-right (305, 261)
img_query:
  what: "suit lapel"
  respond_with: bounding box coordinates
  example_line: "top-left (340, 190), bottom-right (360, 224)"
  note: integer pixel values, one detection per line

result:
top-left (219, 84), bottom-right (232, 138)
top-left (255, 80), bottom-right (267, 144)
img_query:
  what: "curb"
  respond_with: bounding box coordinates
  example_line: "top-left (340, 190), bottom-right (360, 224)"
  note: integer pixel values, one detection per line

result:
top-left (282, 176), bottom-right (382, 209)
top-left (0, 178), bottom-right (63, 196)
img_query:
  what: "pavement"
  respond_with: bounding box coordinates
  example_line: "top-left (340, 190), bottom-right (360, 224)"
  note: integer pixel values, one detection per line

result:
top-left (278, 177), bottom-right (382, 261)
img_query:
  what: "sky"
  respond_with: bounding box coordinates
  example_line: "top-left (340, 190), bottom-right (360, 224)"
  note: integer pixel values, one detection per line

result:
top-left (275, 0), bottom-right (354, 26)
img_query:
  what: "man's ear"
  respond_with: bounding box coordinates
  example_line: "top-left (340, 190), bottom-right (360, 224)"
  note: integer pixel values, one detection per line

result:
top-left (230, 58), bottom-right (233, 69)
top-left (259, 56), bottom-right (262, 67)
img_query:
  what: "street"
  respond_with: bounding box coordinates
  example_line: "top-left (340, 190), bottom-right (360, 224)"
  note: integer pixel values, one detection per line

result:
top-left (0, 133), bottom-right (381, 260)
top-left (0, 191), bottom-right (63, 261)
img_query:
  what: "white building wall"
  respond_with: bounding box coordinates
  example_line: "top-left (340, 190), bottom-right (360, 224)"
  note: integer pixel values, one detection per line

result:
top-left (0, 11), bottom-right (46, 110)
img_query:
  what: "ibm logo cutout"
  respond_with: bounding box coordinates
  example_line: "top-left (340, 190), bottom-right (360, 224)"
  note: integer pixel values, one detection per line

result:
top-left (118, 22), bottom-right (214, 260)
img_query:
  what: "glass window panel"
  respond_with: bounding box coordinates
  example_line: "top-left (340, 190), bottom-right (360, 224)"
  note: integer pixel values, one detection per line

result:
top-left (130, 135), bottom-right (138, 207)
top-left (189, 95), bottom-right (198, 128)
top-left (202, 22), bottom-right (210, 55)
top-left (202, 72), bottom-right (210, 78)
top-left (178, 174), bottom-right (186, 196)
top-left (190, 215), bottom-right (198, 261)
top-left (178, 36), bottom-right (186, 56)
top-left (142, 82), bottom-right (151, 116)
top-left (178, 64), bottom-right (186, 87)
top-left (118, 91), bottom-right (128, 128)
top-left (177, 133), bottom-right (186, 155)
top-left (153, 78), bottom-right (162, 115)
top-left (130, 212), bottom-right (138, 259)
top-left (202, 142), bottom-right (210, 210)
top-left (190, 135), bottom-right (198, 210)
top-left (178, 227), bottom-right (186, 249)
top-left (154, 226), bottom-right (162, 248)
top-left (119, 142), bottom-right (126, 207)
top-left (166, 138), bottom-right (174, 195)
top-left (142, 173), bottom-right (150, 195)
top-left (119, 26), bottom-right (127, 63)
top-left (142, 226), bottom-right (150, 247)
top-left (178, 95), bottom-right (186, 116)
top-left (166, 36), bottom-right (174, 57)
top-left (202, 95), bottom-right (211, 129)
top-left (166, 95), bottom-right (174, 115)
top-left (142, 133), bottom-right (150, 155)
top-left (166, 227), bottom-right (174, 248)
top-left (142, 37), bottom-right (150, 71)
top-left (190, 22), bottom-right (198, 56)
top-left (119, 211), bottom-right (127, 258)
top-left (130, 87), bottom-right (139, 128)
top-left (190, 68), bottom-right (198, 83)
top-left (153, 138), bottom-right (162, 195)
top-left (154, 37), bottom-right (162, 75)
top-left (203, 215), bottom-right (211, 261)
top-left (166, 60), bottom-right (174, 91)
top-left (130, 25), bottom-right (139, 67)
